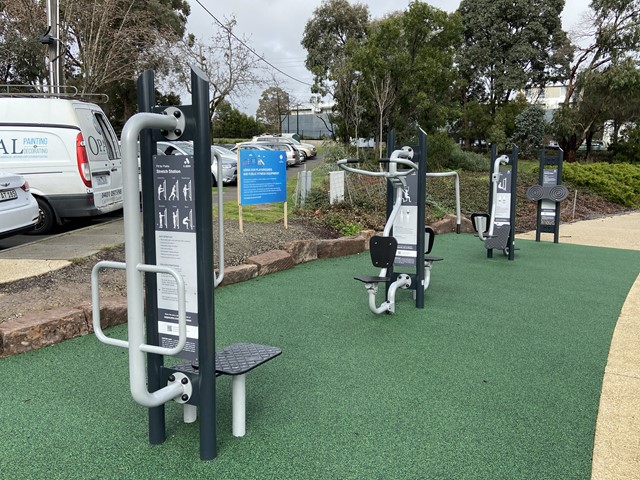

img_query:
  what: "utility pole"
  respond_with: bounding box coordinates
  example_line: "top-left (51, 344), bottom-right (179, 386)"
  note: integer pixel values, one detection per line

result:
top-left (46, 0), bottom-right (61, 95)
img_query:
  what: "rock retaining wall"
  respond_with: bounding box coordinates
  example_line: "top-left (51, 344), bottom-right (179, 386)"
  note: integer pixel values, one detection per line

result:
top-left (0, 226), bottom-right (460, 357)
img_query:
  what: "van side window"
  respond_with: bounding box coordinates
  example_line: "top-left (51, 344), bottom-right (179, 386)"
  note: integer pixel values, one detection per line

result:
top-left (94, 113), bottom-right (121, 160)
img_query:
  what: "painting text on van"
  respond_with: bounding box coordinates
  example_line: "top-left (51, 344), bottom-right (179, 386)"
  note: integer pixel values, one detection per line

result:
top-left (87, 136), bottom-right (107, 156)
top-left (24, 137), bottom-right (48, 146)
top-left (0, 138), bottom-right (23, 155)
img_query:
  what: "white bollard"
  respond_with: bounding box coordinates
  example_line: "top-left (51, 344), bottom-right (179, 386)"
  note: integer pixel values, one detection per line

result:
top-left (232, 374), bottom-right (246, 437)
top-left (183, 404), bottom-right (197, 424)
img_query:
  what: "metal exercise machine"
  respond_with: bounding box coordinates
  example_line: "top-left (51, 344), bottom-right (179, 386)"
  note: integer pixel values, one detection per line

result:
top-left (90, 68), bottom-right (280, 461)
top-left (337, 128), bottom-right (445, 314)
top-left (526, 148), bottom-right (569, 243)
top-left (471, 145), bottom-right (519, 260)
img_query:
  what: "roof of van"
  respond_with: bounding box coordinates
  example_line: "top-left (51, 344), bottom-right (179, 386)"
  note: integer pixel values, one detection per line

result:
top-left (0, 97), bottom-right (103, 125)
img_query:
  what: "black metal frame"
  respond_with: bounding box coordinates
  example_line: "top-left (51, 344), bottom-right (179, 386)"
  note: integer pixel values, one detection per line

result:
top-left (487, 144), bottom-right (518, 260)
top-left (385, 128), bottom-right (427, 308)
top-left (535, 148), bottom-right (565, 243)
top-left (138, 68), bottom-right (217, 460)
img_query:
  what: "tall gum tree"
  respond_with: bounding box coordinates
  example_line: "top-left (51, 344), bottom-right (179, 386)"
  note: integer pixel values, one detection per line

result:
top-left (457, 0), bottom-right (570, 128)
top-left (349, 2), bottom-right (461, 149)
top-left (554, 0), bottom-right (640, 160)
top-left (302, 0), bottom-right (369, 145)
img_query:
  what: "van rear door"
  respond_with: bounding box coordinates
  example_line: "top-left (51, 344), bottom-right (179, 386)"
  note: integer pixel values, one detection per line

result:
top-left (73, 105), bottom-right (123, 211)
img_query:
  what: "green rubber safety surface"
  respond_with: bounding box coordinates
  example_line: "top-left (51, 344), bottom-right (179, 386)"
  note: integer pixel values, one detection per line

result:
top-left (1, 234), bottom-right (638, 479)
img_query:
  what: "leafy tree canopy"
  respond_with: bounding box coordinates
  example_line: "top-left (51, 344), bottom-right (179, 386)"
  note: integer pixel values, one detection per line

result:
top-left (256, 86), bottom-right (291, 133)
top-left (458, 0), bottom-right (569, 111)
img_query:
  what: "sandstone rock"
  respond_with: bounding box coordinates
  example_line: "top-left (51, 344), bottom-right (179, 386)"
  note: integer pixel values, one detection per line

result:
top-left (356, 230), bottom-right (377, 249)
top-left (220, 264), bottom-right (258, 286)
top-left (247, 250), bottom-right (295, 276)
top-left (317, 237), bottom-right (366, 259)
top-left (431, 214), bottom-right (474, 234)
top-left (76, 296), bottom-right (128, 332)
top-left (0, 307), bottom-right (87, 356)
top-left (283, 240), bottom-right (318, 264)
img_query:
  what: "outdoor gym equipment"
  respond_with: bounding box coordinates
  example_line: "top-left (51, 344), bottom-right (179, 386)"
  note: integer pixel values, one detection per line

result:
top-left (471, 145), bottom-right (518, 260)
top-left (90, 69), bottom-right (280, 461)
top-left (337, 128), bottom-right (445, 314)
top-left (426, 170), bottom-right (462, 233)
top-left (526, 148), bottom-right (569, 243)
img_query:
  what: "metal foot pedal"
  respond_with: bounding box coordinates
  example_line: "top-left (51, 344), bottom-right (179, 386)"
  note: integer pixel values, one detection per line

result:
top-left (354, 275), bottom-right (389, 284)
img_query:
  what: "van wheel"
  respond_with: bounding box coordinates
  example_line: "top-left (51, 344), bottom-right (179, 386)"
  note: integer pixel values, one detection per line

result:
top-left (30, 198), bottom-right (55, 235)
top-left (212, 174), bottom-right (218, 187)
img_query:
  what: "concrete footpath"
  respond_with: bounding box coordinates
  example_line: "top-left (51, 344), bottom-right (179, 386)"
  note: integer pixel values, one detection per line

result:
top-left (0, 217), bottom-right (125, 283)
top-left (1, 212), bottom-right (639, 479)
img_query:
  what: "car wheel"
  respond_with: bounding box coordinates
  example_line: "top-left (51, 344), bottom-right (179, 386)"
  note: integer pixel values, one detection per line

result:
top-left (212, 173), bottom-right (218, 187)
top-left (29, 197), bottom-right (56, 235)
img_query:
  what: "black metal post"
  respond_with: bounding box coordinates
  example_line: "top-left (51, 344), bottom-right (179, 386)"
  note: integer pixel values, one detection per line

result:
top-left (487, 145), bottom-right (497, 259)
top-left (191, 66), bottom-right (217, 461)
top-left (507, 145), bottom-right (518, 260)
top-left (415, 129), bottom-right (427, 308)
top-left (554, 149), bottom-right (564, 243)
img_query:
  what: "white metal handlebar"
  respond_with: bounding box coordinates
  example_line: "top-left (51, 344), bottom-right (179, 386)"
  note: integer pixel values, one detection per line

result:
top-left (479, 155), bottom-right (510, 240)
top-left (91, 260), bottom-right (188, 356)
top-left (336, 147), bottom-right (418, 178)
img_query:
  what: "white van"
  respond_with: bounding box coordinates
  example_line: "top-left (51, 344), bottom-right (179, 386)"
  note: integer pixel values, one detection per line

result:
top-left (0, 97), bottom-right (123, 233)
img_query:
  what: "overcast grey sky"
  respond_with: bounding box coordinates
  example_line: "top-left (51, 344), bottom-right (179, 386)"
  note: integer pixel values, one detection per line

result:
top-left (185, 0), bottom-right (590, 116)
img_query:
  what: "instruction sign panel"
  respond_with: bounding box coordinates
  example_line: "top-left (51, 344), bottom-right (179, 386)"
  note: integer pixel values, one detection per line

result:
top-left (495, 169), bottom-right (512, 225)
top-left (239, 150), bottom-right (287, 205)
top-left (541, 169), bottom-right (558, 225)
top-left (393, 171), bottom-right (418, 267)
top-left (153, 154), bottom-right (198, 362)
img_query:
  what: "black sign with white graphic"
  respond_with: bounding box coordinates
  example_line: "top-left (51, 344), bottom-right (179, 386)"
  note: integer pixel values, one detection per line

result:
top-left (153, 155), bottom-right (199, 362)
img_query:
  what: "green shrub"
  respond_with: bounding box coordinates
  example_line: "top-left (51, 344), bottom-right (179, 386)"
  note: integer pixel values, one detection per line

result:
top-left (563, 162), bottom-right (640, 207)
top-left (610, 126), bottom-right (640, 164)
top-left (444, 147), bottom-right (491, 172)
top-left (427, 132), bottom-right (457, 171)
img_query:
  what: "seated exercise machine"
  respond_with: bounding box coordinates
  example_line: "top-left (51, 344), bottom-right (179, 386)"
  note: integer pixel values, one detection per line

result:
top-left (471, 145), bottom-right (518, 260)
top-left (337, 129), bottom-right (444, 314)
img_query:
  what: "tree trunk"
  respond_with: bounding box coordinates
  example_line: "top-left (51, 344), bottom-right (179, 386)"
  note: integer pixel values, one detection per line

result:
top-left (560, 133), bottom-right (579, 162)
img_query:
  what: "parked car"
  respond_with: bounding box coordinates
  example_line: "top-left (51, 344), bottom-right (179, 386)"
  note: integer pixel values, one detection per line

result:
top-left (252, 134), bottom-right (317, 159)
top-left (578, 140), bottom-right (608, 151)
top-left (211, 145), bottom-right (237, 185)
top-left (155, 141), bottom-right (236, 186)
top-left (230, 142), bottom-right (272, 153)
top-left (0, 96), bottom-right (124, 234)
top-left (233, 142), bottom-right (298, 167)
top-left (0, 172), bottom-right (40, 238)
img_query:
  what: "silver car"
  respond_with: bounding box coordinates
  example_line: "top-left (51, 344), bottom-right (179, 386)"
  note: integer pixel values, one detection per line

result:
top-left (0, 172), bottom-right (39, 238)
top-left (156, 141), bottom-right (237, 186)
top-left (233, 142), bottom-right (298, 167)
top-left (211, 145), bottom-right (238, 185)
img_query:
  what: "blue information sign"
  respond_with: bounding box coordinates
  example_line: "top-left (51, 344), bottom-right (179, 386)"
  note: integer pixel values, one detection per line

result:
top-left (239, 150), bottom-right (287, 205)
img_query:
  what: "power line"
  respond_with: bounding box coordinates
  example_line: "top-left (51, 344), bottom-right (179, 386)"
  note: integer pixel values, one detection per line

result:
top-left (192, 0), bottom-right (314, 87)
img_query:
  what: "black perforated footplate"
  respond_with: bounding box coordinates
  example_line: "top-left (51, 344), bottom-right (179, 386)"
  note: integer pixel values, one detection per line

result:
top-left (215, 343), bottom-right (281, 376)
top-left (424, 256), bottom-right (443, 262)
top-left (354, 275), bottom-right (389, 284)
top-left (485, 224), bottom-right (510, 250)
